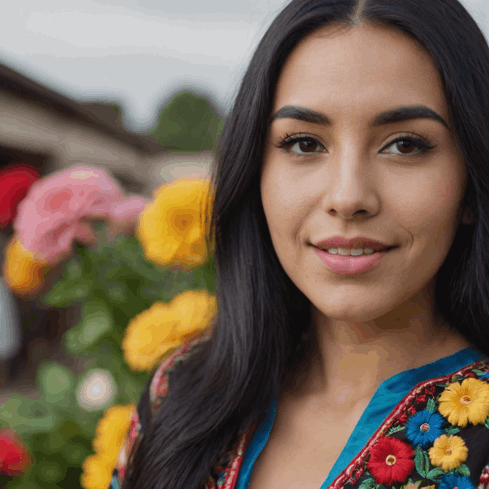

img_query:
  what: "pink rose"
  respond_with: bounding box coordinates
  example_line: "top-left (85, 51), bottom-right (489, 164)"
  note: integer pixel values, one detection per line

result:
top-left (14, 166), bottom-right (149, 264)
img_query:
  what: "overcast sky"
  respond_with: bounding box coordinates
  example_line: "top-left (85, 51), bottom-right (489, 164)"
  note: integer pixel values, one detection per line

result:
top-left (1, 0), bottom-right (488, 133)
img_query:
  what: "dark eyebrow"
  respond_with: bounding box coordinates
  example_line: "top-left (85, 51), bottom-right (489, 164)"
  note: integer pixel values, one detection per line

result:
top-left (270, 104), bottom-right (450, 130)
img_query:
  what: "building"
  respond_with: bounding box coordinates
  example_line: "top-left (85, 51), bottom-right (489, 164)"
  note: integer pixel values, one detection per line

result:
top-left (0, 62), bottom-right (214, 198)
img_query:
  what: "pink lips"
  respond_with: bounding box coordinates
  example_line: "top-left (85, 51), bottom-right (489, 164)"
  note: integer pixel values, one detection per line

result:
top-left (314, 247), bottom-right (392, 275)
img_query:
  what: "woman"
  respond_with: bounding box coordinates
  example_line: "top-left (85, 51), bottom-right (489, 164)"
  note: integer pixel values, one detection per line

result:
top-left (115, 0), bottom-right (489, 488)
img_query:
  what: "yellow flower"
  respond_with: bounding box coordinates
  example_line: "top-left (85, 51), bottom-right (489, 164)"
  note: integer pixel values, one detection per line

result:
top-left (3, 236), bottom-right (49, 295)
top-left (135, 177), bottom-right (213, 270)
top-left (81, 454), bottom-right (114, 489)
top-left (122, 289), bottom-right (216, 372)
top-left (81, 403), bottom-right (135, 489)
top-left (438, 377), bottom-right (489, 427)
top-left (428, 434), bottom-right (468, 471)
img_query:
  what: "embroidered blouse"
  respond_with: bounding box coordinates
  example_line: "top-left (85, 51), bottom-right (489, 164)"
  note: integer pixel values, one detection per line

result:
top-left (109, 336), bottom-right (489, 489)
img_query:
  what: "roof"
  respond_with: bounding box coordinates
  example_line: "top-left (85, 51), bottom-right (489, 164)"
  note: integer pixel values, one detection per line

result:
top-left (0, 62), bottom-right (166, 155)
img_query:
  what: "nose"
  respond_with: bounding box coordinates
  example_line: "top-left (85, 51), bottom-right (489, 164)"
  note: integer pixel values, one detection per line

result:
top-left (321, 151), bottom-right (380, 220)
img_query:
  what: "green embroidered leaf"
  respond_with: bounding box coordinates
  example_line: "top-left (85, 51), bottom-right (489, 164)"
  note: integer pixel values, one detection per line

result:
top-left (444, 425), bottom-right (460, 436)
top-left (473, 369), bottom-right (485, 376)
top-left (414, 446), bottom-right (430, 478)
top-left (359, 477), bottom-right (376, 489)
top-left (426, 468), bottom-right (445, 481)
top-left (436, 383), bottom-right (448, 388)
top-left (455, 464), bottom-right (470, 477)
top-left (485, 417), bottom-right (489, 430)
top-left (387, 425), bottom-right (406, 435)
top-left (426, 398), bottom-right (436, 413)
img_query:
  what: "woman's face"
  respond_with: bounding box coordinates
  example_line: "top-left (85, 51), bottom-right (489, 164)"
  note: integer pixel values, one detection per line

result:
top-left (261, 22), bottom-right (473, 324)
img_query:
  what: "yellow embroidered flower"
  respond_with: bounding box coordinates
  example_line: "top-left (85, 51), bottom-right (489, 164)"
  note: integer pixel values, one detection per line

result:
top-left (438, 377), bottom-right (489, 427)
top-left (81, 403), bottom-right (135, 489)
top-left (428, 434), bottom-right (468, 471)
top-left (3, 236), bottom-right (49, 295)
top-left (135, 177), bottom-right (213, 270)
top-left (122, 289), bottom-right (216, 371)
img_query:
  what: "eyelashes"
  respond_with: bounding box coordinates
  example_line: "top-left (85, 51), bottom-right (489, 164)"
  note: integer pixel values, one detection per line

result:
top-left (273, 132), bottom-right (436, 158)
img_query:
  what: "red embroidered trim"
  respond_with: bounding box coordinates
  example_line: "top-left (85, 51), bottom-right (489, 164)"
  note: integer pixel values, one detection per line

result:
top-left (149, 330), bottom-right (212, 413)
top-left (221, 422), bottom-right (257, 489)
top-left (327, 359), bottom-right (488, 489)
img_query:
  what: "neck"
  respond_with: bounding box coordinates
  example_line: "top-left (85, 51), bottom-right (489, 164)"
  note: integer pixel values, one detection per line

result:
top-left (284, 280), bottom-right (472, 408)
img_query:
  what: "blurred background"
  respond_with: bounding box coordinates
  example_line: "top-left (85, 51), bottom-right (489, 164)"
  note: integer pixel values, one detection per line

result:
top-left (0, 0), bottom-right (488, 487)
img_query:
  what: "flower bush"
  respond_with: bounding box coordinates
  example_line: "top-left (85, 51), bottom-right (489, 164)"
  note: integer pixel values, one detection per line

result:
top-left (0, 168), bottom-right (216, 489)
top-left (14, 165), bottom-right (148, 264)
top-left (0, 163), bottom-right (40, 229)
top-left (136, 177), bottom-right (213, 270)
top-left (122, 289), bottom-right (216, 371)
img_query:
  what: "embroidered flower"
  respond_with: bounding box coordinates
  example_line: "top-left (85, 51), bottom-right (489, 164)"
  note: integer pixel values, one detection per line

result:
top-left (406, 410), bottom-right (446, 448)
top-left (438, 473), bottom-right (475, 489)
top-left (438, 378), bottom-right (489, 427)
top-left (367, 437), bottom-right (415, 485)
top-left (428, 435), bottom-right (468, 471)
top-left (401, 480), bottom-right (421, 489)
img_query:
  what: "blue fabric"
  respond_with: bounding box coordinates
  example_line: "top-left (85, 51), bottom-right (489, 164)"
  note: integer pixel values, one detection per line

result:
top-left (235, 347), bottom-right (485, 489)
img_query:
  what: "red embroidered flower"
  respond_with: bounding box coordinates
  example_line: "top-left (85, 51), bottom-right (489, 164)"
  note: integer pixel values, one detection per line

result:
top-left (398, 413), bottom-right (409, 425)
top-left (408, 405), bottom-right (417, 415)
top-left (465, 372), bottom-right (476, 378)
top-left (367, 437), bottom-right (415, 485)
top-left (0, 429), bottom-right (32, 476)
top-left (416, 394), bottom-right (427, 404)
top-left (425, 386), bottom-right (436, 396)
top-left (0, 163), bottom-right (40, 229)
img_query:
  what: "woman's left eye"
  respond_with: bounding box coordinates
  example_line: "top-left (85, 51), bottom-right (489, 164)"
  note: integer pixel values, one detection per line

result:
top-left (381, 135), bottom-right (435, 157)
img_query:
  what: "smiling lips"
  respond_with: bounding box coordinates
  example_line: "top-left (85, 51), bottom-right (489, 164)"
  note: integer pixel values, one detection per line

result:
top-left (313, 237), bottom-right (395, 274)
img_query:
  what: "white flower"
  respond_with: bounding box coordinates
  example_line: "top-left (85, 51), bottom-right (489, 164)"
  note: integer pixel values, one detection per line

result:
top-left (77, 369), bottom-right (117, 410)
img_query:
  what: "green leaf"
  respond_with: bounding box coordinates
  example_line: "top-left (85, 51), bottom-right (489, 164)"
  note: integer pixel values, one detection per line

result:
top-left (426, 397), bottom-right (436, 413)
top-left (455, 464), bottom-right (471, 477)
top-left (414, 446), bottom-right (430, 478)
top-left (387, 425), bottom-right (406, 435)
top-left (36, 362), bottom-right (75, 403)
top-left (64, 299), bottom-right (113, 354)
top-left (0, 397), bottom-right (56, 434)
top-left (472, 369), bottom-right (485, 376)
top-left (426, 468), bottom-right (445, 481)
top-left (42, 279), bottom-right (91, 307)
top-left (359, 477), bottom-right (376, 489)
top-left (445, 425), bottom-right (460, 435)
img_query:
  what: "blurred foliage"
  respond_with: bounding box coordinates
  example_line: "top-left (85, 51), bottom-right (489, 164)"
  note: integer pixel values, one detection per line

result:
top-left (149, 92), bottom-right (223, 151)
top-left (0, 221), bottom-right (216, 488)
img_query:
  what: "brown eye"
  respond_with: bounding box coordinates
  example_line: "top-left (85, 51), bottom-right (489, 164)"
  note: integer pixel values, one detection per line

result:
top-left (286, 137), bottom-right (323, 155)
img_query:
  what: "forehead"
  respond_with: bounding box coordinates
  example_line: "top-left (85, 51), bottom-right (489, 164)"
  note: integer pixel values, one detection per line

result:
top-left (273, 22), bottom-right (449, 125)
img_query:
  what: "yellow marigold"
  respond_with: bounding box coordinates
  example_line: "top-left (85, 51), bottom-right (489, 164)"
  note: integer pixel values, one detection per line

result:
top-left (135, 177), bottom-right (213, 270)
top-left (428, 434), bottom-right (468, 471)
top-left (438, 377), bottom-right (489, 427)
top-left (122, 289), bottom-right (216, 372)
top-left (81, 403), bottom-right (135, 489)
top-left (3, 236), bottom-right (49, 295)
top-left (81, 454), bottom-right (114, 489)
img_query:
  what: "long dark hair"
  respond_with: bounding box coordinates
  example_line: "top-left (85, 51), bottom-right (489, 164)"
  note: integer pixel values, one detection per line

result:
top-left (122, 1), bottom-right (489, 487)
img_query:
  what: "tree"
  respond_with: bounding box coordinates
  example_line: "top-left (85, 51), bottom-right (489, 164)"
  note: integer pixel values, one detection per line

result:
top-left (149, 92), bottom-right (223, 151)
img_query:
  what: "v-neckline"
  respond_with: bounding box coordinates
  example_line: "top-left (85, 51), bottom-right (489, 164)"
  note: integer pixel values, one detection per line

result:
top-left (235, 346), bottom-right (485, 489)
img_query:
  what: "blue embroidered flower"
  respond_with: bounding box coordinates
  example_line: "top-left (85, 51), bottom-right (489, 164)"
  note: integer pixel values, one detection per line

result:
top-left (406, 409), bottom-right (445, 448)
top-left (438, 473), bottom-right (475, 489)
